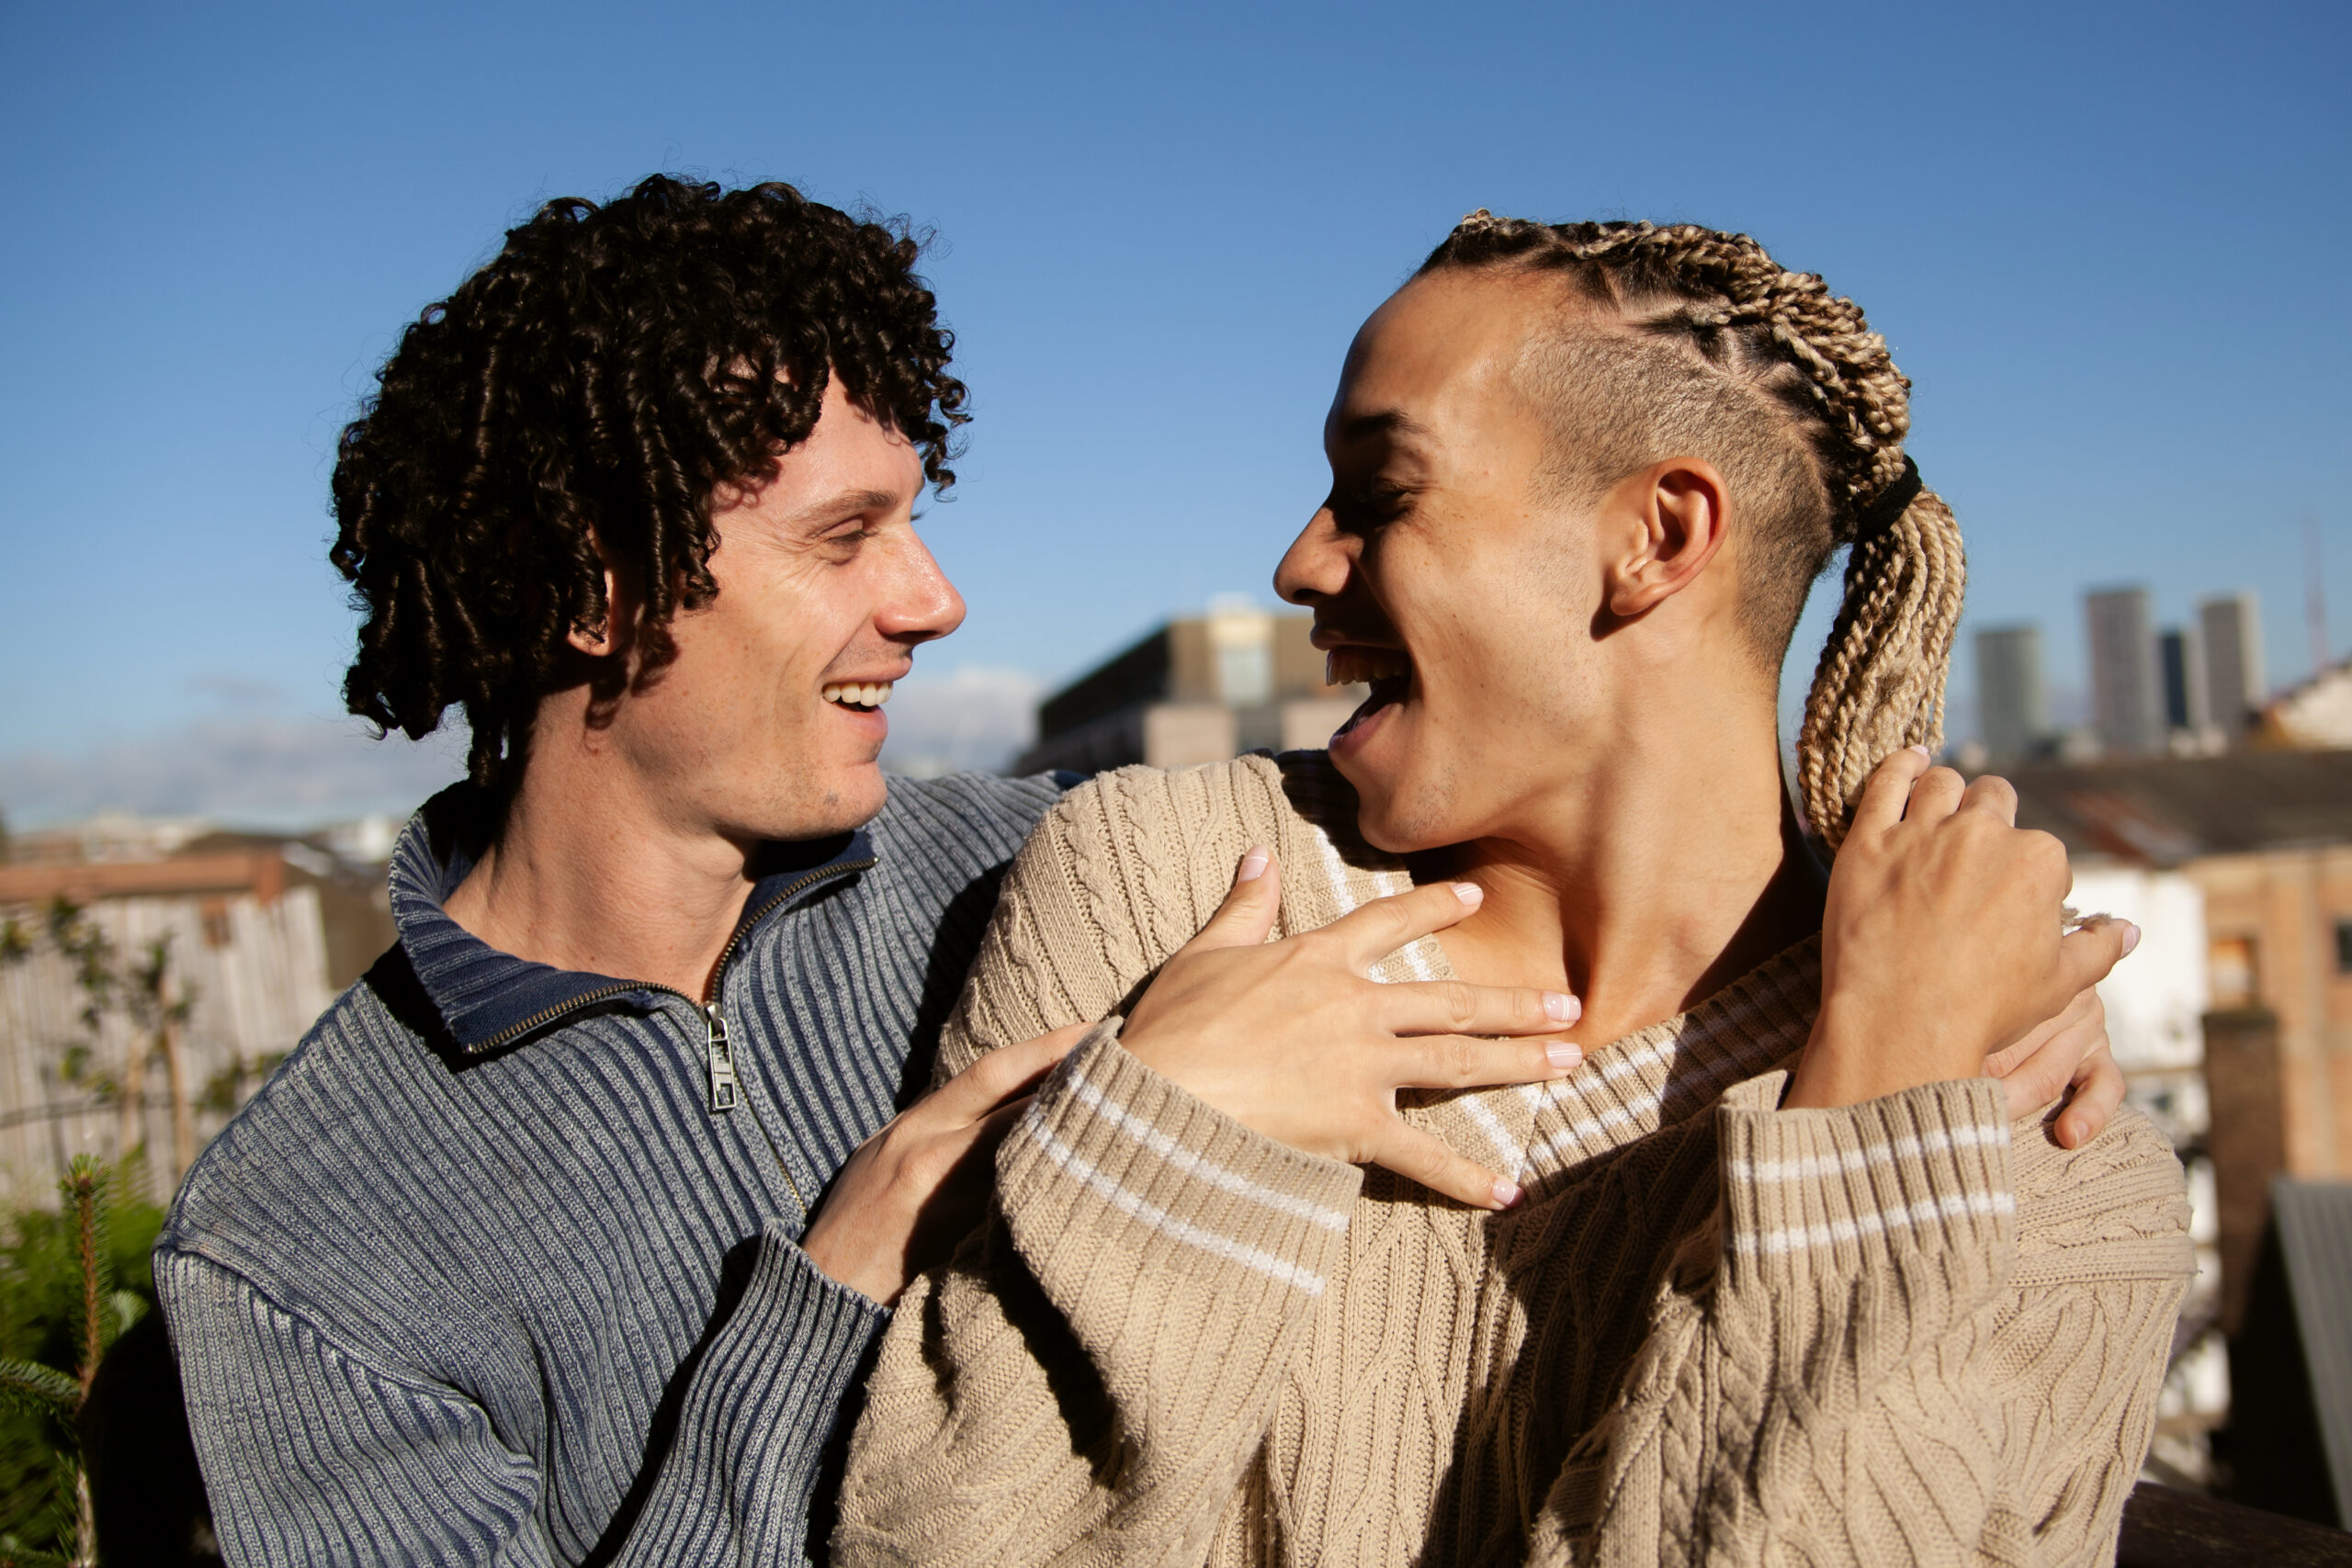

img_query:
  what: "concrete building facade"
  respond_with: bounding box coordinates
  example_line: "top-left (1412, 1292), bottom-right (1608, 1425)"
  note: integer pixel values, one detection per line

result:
top-left (1018, 603), bottom-right (1366, 774)
top-left (1974, 624), bottom-right (2049, 761)
top-left (2087, 585), bottom-right (2164, 756)
top-left (2200, 591), bottom-right (2267, 740)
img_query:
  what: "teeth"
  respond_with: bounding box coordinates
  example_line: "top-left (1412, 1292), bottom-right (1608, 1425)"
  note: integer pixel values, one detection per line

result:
top-left (821, 682), bottom-right (894, 708)
top-left (1323, 648), bottom-right (1411, 687)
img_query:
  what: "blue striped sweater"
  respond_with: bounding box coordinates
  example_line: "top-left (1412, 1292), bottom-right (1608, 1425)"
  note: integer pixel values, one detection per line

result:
top-left (155, 771), bottom-right (1067, 1566)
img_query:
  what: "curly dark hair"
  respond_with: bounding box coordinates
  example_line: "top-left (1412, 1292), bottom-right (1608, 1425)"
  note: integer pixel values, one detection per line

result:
top-left (330, 175), bottom-right (969, 787)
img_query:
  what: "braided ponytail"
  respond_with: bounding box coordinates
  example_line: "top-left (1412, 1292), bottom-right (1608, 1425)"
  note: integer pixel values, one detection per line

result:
top-left (1421, 214), bottom-right (1966, 848)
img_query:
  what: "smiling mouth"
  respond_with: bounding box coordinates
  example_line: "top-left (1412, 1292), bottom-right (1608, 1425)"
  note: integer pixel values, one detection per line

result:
top-left (821, 681), bottom-right (894, 713)
top-left (1325, 648), bottom-right (1411, 739)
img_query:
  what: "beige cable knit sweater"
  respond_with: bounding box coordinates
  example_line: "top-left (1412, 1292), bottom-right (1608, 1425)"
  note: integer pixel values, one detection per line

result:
top-left (835, 753), bottom-right (2193, 1567)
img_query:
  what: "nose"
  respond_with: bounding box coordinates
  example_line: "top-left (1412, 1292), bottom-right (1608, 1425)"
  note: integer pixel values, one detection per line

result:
top-left (1274, 506), bottom-right (1352, 606)
top-left (878, 529), bottom-right (967, 646)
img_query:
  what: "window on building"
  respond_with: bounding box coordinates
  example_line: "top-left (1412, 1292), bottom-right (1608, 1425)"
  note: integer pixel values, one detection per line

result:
top-left (1206, 598), bottom-right (1275, 708)
top-left (2336, 919), bottom-right (2352, 976)
top-left (2210, 935), bottom-right (2261, 1008)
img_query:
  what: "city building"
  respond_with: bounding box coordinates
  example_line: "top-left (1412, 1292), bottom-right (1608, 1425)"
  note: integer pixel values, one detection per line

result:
top-left (2200, 591), bottom-right (2267, 740)
top-left (1018, 599), bottom-right (1367, 774)
top-left (1974, 624), bottom-right (2050, 761)
top-left (2008, 750), bottom-right (2352, 1180)
top-left (2000, 749), bottom-right (2352, 1487)
top-left (2087, 586), bottom-right (2164, 755)
top-left (2160, 624), bottom-right (2210, 735)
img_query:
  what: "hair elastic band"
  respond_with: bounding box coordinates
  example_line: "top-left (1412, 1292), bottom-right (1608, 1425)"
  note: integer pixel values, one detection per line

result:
top-left (1852, 455), bottom-right (1923, 537)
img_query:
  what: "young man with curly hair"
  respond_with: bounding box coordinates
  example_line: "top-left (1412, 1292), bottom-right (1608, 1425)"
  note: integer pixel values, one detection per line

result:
top-left (151, 177), bottom-right (1088, 1565)
top-left (153, 177), bottom-right (1592, 1567)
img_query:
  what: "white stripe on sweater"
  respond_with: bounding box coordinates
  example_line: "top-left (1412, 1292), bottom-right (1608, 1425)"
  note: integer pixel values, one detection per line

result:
top-left (1456, 1090), bottom-right (1527, 1178)
top-left (1022, 1111), bottom-right (1329, 1294)
top-left (1732, 1189), bottom-right (2017, 1258)
top-left (1063, 1058), bottom-right (1351, 1231)
top-left (1305, 835), bottom-right (1513, 1168)
top-left (1307, 830), bottom-right (1443, 983)
top-left (1524, 1034), bottom-right (1767, 1170)
top-left (1725, 1121), bottom-right (2010, 1185)
top-left (1523, 989), bottom-right (1796, 1171)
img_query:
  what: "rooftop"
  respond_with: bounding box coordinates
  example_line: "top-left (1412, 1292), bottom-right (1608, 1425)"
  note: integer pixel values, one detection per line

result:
top-left (1999, 750), bottom-right (2352, 867)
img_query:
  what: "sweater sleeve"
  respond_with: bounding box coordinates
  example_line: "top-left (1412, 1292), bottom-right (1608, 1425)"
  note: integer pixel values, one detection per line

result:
top-left (835, 770), bottom-right (1361, 1568)
top-left (158, 1247), bottom-right (559, 1568)
top-left (162, 1229), bottom-right (888, 1568)
top-left (611, 1222), bottom-right (891, 1567)
top-left (837, 1025), bottom-right (1361, 1568)
top-left (1533, 1073), bottom-right (2191, 1568)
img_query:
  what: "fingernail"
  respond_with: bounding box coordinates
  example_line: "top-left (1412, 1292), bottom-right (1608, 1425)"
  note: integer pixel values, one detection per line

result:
top-left (1543, 991), bottom-right (1579, 1024)
top-left (1545, 1040), bottom-right (1582, 1070)
top-left (2119, 921), bottom-right (2142, 958)
top-left (1238, 845), bottom-right (1270, 883)
top-left (1907, 744), bottom-right (1932, 761)
top-left (1491, 1177), bottom-right (1522, 1210)
top-left (1452, 881), bottom-right (1484, 907)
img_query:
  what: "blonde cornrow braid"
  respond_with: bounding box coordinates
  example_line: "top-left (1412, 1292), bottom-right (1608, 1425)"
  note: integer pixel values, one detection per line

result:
top-left (1427, 213), bottom-right (1967, 847)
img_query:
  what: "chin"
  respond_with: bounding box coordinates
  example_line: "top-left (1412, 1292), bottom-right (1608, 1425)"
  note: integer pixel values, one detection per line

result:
top-left (814, 761), bottom-right (892, 834)
top-left (736, 757), bottom-right (890, 843)
top-left (1331, 750), bottom-right (1457, 857)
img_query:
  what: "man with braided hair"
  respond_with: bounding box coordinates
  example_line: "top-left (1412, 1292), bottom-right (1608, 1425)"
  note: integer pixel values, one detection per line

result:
top-left (831, 216), bottom-right (2188, 1566)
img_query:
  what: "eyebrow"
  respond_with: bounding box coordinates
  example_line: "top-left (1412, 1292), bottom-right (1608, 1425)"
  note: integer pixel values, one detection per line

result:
top-left (1332, 409), bottom-right (1429, 445)
top-left (780, 487), bottom-right (900, 529)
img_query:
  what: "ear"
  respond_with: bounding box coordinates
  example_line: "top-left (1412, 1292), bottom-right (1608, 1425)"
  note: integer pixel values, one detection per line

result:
top-left (1600, 457), bottom-right (1731, 618)
top-left (563, 534), bottom-right (628, 658)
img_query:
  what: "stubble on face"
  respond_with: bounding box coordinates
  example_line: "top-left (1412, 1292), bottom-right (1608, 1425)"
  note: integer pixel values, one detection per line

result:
top-left (601, 378), bottom-right (960, 847)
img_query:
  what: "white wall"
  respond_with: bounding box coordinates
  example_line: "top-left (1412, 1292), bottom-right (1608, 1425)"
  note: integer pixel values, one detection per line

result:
top-left (0, 887), bottom-right (335, 1205)
top-left (2068, 865), bottom-right (2209, 1073)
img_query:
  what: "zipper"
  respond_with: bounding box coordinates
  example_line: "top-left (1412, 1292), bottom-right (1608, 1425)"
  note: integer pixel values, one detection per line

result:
top-left (703, 1002), bottom-right (741, 1113)
top-left (464, 855), bottom-right (877, 1081)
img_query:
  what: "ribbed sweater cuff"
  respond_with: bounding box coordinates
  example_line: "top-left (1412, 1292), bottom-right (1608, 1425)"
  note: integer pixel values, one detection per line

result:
top-left (1717, 1071), bottom-right (2016, 1297)
top-left (999, 1021), bottom-right (1364, 1302)
top-left (621, 1222), bottom-right (888, 1562)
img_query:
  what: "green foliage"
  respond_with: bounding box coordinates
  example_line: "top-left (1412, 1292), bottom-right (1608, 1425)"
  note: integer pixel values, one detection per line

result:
top-left (198, 1052), bottom-right (286, 1117)
top-left (0, 1365), bottom-right (74, 1425)
top-left (42, 904), bottom-right (115, 1038)
top-left (0, 1157), bottom-right (163, 1562)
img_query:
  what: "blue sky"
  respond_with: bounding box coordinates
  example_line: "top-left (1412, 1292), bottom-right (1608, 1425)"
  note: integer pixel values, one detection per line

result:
top-left (1, 0), bottom-right (2345, 826)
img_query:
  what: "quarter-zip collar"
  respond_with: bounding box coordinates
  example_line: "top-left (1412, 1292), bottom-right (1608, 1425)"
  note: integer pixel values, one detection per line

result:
top-left (387, 784), bottom-right (876, 1055)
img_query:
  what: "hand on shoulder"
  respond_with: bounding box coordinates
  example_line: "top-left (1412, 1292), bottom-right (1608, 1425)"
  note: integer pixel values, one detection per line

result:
top-left (1120, 846), bottom-right (1581, 1211)
top-left (1788, 747), bottom-right (2137, 1138)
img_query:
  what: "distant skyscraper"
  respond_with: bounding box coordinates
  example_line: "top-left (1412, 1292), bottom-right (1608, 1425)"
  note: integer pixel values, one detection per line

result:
top-left (2158, 625), bottom-right (2209, 733)
top-left (1974, 624), bottom-right (2048, 761)
top-left (2199, 591), bottom-right (2267, 739)
top-left (2086, 586), bottom-right (2162, 755)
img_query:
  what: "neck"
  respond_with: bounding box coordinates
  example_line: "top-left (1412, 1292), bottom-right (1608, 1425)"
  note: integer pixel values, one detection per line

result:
top-left (1424, 686), bottom-right (1823, 1048)
top-left (441, 701), bottom-right (757, 999)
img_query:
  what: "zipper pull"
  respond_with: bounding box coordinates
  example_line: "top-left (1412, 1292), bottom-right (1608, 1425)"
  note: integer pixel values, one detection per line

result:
top-left (704, 1002), bottom-right (740, 1113)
